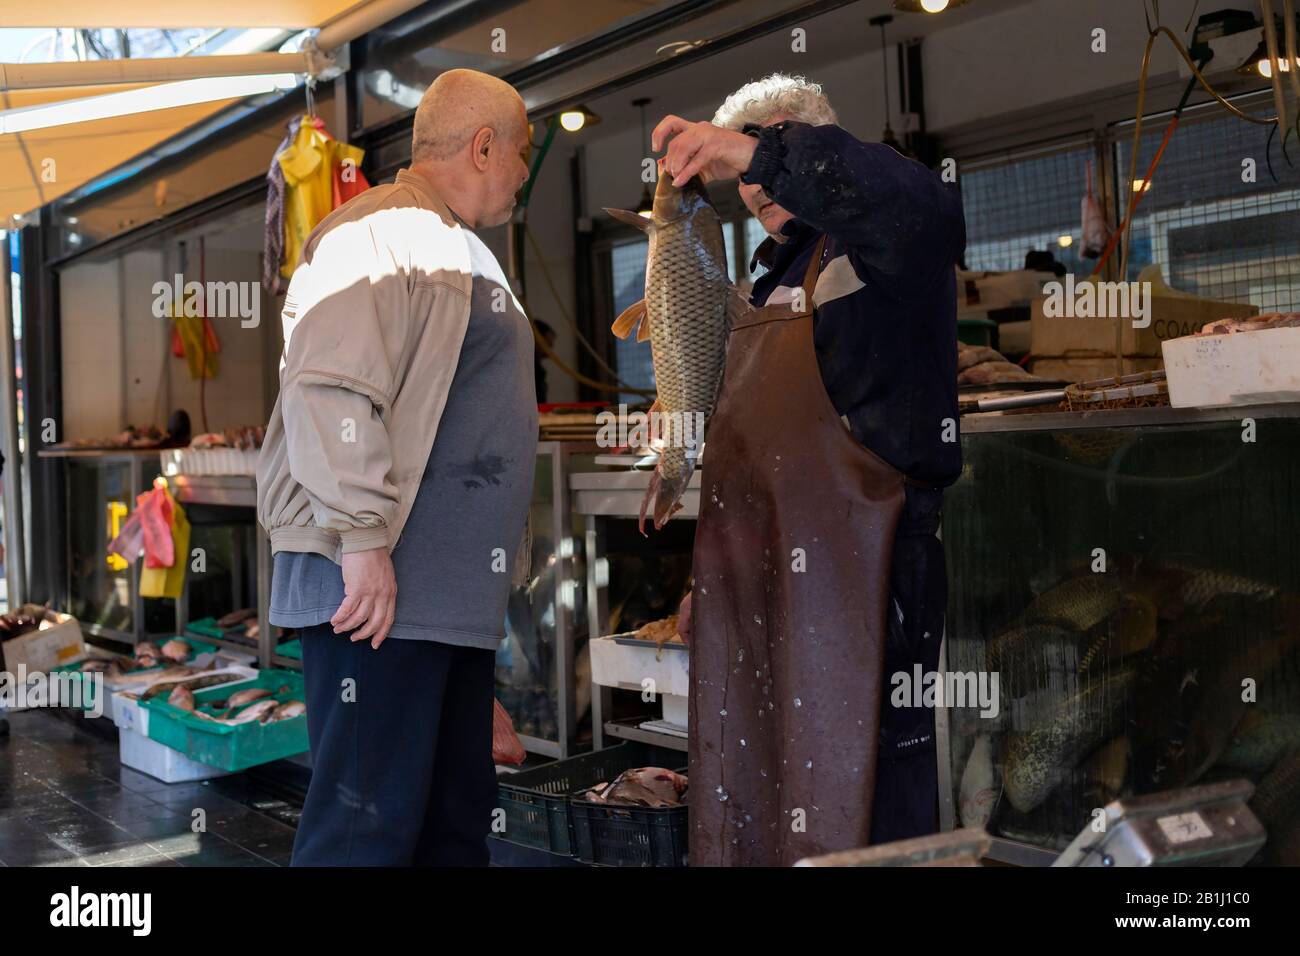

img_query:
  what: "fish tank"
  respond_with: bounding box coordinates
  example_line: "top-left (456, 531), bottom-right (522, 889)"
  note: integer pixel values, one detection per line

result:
top-left (941, 405), bottom-right (1300, 865)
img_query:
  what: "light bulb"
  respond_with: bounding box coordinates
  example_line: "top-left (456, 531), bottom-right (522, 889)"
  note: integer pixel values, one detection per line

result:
top-left (1258, 57), bottom-right (1292, 78)
top-left (1057, 235), bottom-right (1073, 248)
top-left (921, 0), bottom-right (950, 12)
top-left (560, 111), bottom-right (586, 132)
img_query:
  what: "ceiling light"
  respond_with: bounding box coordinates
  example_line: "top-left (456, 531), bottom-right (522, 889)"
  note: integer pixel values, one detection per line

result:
top-left (893, 0), bottom-right (970, 13)
top-left (1057, 235), bottom-right (1073, 248)
top-left (1237, 33), bottom-right (1299, 77)
top-left (559, 106), bottom-right (601, 133)
top-left (1132, 179), bottom-right (1151, 193)
top-left (0, 73), bottom-right (299, 135)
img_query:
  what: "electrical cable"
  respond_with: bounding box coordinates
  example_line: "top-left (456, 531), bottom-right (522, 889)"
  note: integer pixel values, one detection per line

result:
top-left (523, 222), bottom-right (624, 382)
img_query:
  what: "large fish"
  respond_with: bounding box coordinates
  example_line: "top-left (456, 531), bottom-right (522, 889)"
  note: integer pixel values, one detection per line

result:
top-left (1003, 669), bottom-right (1136, 813)
top-left (605, 175), bottom-right (747, 533)
top-left (1219, 709), bottom-right (1300, 774)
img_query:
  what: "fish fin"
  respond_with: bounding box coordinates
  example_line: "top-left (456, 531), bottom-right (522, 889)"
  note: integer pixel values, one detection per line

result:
top-left (725, 285), bottom-right (753, 329)
top-left (652, 461), bottom-right (693, 531)
top-left (612, 299), bottom-right (647, 340)
top-left (636, 309), bottom-right (652, 342)
top-left (638, 473), bottom-right (657, 537)
top-left (603, 207), bottom-right (653, 232)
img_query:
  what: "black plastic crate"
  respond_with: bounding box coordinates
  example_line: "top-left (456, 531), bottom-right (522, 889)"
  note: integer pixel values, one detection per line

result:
top-left (495, 742), bottom-right (667, 856)
top-left (569, 768), bottom-right (689, 867)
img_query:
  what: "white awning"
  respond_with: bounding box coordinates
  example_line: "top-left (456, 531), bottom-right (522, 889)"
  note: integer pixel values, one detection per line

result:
top-left (1, 2), bottom-right (368, 30)
top-left (0, 0), bottom-right (426, 220)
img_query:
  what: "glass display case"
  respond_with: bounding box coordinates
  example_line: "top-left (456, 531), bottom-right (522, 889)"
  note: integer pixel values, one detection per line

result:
top-left (55, 450), bottom-right (175, 644)
top-left (496, 442), bottom-right (597, 758)
top-left (941, 405), bottom-right (1300, 865)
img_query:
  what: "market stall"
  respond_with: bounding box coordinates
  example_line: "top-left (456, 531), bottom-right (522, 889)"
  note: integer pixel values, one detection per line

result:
top-left (0, 0), bottom-right (1297, 880)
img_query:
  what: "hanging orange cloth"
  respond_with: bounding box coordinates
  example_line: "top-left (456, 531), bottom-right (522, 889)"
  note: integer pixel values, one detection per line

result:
top-left (168, 289), bottom-right (220, 380)
top-left (139, 483), bottom-right (190, 600)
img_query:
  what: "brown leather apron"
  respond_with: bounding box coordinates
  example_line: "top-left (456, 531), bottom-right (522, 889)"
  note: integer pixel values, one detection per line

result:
top-left (688, 236), bottom-right (906, 866)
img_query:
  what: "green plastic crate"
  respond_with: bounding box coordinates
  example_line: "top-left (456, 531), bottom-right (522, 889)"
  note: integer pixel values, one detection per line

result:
top-left (276, 638), bottom-right (302, 660)
top-left (140, 669), bottom-right (308, 771)
top-left (958, 317), bottom-right (997, 347)
top-left (50, 637), bottom-right (218, 713)
top-left (185, 616), bottom-right (256, 641)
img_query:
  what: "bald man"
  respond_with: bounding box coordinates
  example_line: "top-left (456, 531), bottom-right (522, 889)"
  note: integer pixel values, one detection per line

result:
top-left (258, 69), bottom-right (537, 866)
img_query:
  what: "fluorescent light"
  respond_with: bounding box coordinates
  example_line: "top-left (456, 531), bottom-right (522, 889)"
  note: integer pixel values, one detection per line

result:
top-left (0, 73), bottom-right (299, 135)
top-left (211, 28), bottom-right (293, 56)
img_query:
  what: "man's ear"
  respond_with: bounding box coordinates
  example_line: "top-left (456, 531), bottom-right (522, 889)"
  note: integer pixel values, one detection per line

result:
top-left (472, 126), bottom-right (494, 171)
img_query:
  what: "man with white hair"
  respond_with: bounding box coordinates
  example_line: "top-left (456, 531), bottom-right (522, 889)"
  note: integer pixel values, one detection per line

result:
top-left (257, 69), bottom-right (536, 865)
top-left (655, 74), bottom-right (964, 864)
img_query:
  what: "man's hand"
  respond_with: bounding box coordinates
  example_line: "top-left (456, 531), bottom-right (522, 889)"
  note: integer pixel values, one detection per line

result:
top-left (332, 546), bottom-right (397, 649)
top-left (652, 116), bottom-right (757, 187)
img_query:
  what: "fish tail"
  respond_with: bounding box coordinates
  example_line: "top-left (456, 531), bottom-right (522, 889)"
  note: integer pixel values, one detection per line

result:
top-left (638, 455), bottom-right (691, 535)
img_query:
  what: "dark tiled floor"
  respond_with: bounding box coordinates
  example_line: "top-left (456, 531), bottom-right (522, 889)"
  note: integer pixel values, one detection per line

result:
top-left (0, 709), bottom-right (299, 866)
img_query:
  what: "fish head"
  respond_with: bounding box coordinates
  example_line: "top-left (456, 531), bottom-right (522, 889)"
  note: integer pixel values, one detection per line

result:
top-left (652, 174), bottom-right (714, 224)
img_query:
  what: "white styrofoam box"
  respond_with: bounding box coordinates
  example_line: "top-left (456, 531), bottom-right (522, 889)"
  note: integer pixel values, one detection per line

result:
top-left (661, 693), bottom-right (688, 728)
top-left (589, 636), bottom-right (689, 698)
top-left (1163, 326), bottom-right (1300, 407)
top-left (119, 726), bottom-right (229, 783)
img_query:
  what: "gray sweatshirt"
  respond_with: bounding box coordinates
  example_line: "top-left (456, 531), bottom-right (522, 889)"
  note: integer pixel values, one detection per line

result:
top-left (269, 227), bottom-right (538, 649)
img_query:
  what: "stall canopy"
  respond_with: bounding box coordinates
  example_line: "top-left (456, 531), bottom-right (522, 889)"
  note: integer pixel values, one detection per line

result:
top-left (0, 3), bottom-right (367, 30)
top-left (0, 0), bottom-right (418, 220)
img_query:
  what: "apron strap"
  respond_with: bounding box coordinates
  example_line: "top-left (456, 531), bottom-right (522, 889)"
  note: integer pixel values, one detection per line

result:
top-left (796, 235), bottom-right (829, 316)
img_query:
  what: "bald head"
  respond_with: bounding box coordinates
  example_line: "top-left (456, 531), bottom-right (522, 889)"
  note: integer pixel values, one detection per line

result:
top-left (412, 69), bottom-right (526, 163)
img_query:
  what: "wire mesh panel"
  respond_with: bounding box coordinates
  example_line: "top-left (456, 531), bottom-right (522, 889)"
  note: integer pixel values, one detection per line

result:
top-left (1112, 96), bottom-right (1300, 311)
top-left (960, 142), bottom-right (1099, 275)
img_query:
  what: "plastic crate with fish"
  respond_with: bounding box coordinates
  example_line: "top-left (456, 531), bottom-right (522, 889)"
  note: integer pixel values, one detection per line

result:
top-left (569, 766), bottom-right (689, 867)
top-left (943, 412), bottom-right (1300, 863)
top-left (140, 669), bottom-right (307, 771)
top-left (495, 742), bottom-right (675, 857)
top-left (50, 637), bottom-right (219, 720)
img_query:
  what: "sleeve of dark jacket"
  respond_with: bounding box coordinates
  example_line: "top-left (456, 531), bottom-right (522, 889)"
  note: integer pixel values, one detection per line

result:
top-left (741, 121), bottom-right (966, 297)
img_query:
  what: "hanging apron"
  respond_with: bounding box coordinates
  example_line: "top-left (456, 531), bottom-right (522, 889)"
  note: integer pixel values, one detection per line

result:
top-left (688, 236), bottom-right (906, 867)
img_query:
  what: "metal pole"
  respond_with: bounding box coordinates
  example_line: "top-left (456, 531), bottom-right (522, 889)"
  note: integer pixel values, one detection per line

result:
top-left (0, 52), bottom-right (308, 90)
top-left (0, 235), bottom-right (27, 608)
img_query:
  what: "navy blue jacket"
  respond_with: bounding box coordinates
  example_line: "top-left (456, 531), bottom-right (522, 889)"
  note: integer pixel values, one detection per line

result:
top-left (742, 122), bottom-right (965, 488)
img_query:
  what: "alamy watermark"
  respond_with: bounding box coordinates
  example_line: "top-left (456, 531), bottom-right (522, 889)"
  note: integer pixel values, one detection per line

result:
top-left (1041, 274), bottom-right (1153, 329)
top-left (151, 274), bottom-right (260, 328)
top-left (596, 403), bottom-right (707, 452)
top-left (0, 666), bottom-right (104, 718)
top-left (891, 665), bottom-right (999, 719)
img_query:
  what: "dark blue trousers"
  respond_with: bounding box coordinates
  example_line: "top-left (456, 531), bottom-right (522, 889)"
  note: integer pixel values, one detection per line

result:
top-left (870, 490), bottom-right (947, 845)
top-left (291, 625), bottom-right (497, 866)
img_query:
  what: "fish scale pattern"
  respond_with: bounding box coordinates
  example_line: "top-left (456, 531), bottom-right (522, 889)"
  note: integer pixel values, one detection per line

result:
top-left (645, 206), bottom-right (730, 482)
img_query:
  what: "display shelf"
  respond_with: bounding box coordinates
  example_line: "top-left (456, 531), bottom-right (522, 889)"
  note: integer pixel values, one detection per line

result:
top-left (570, 468), bottom-right (702, 520)
top-left (602, 717), bottom-right (689, 753)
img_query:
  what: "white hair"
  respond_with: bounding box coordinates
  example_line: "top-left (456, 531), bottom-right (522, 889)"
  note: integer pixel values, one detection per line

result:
top-left (711, 73), bottom-right (838, 130)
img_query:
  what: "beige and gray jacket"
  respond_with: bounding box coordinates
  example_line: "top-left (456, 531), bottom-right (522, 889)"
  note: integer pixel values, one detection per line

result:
top-left (256, 169), bottom-right (475, 561)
